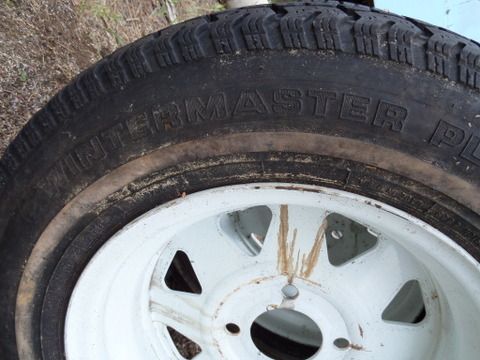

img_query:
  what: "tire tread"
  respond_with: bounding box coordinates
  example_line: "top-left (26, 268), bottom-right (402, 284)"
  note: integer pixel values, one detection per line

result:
top-left (2, 0), bottom-right (480, 189)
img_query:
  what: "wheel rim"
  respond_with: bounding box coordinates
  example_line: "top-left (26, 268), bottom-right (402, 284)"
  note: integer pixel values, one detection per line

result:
top-left (65, 183), bottom-right (480, 359)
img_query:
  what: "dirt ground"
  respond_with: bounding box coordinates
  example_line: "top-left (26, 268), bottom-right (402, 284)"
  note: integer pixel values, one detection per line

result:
top-left (0, 0), bottom-right (223, 157)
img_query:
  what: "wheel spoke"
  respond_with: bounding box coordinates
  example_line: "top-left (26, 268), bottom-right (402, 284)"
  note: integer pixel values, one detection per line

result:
top-left (170, 215), bottom-right (253, 293)
top-left (330, 236), bottom-right (429, 315)
top-left (259, 204), bottom-right (329, 281)
top-left (149, 282), bottom-right (209, 346)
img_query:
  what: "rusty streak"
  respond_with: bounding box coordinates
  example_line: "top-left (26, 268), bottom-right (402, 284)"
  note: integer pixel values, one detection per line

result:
top-left (277, 205), bottom-right (327, 283)
top-left (300, 219), bottom-right (327, 279)
top-left (278, 204), bottom-right (290, 276)
top-left (277, 205), bottom-right (301, 284)
top-left (287, 230), bottom-right (299, 284)
top-left (350, 343), bottom-right (365, 351)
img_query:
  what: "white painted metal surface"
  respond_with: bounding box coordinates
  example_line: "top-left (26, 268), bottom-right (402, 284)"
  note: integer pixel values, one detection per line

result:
top-left (376, 0), bottom-right (480, 42)
top-left (65, 183), bottom-right (480, 359)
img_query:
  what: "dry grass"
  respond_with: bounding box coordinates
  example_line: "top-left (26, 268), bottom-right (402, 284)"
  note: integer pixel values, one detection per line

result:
top-left (0, 0), bottom-right (222, 156)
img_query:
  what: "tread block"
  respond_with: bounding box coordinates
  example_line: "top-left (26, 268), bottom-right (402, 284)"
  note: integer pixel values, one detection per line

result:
top-left (459, 45), bottom-right (480, 90)
top-left (353, 13), bottom-right (395, 59)
top-left (1, 147), bottom-right (21, 175)
top-left (35, 109), bottom-right (58, 135)
top-left (103, 57), bottom-right (129, 89)
top-left (123, 46), bottom-right (152, 79)
top-left (279, 7), bottom-right (320, 49)
top-left (77, 71), bottom-right (104, 100)
top-left (386, 19), bottom-right (423, 65)
top-left (313, 7), bottom-right (350, 51)
top-left (177, 20), bottom-right (208, 62)
top-left (241, 10), bottom-right (275, 50)
top-left (20, 122), bottom-right (43, 148)
top-left (66, 82), bottom-right (89, 110)
top-left (11, 133), bottom-right (33, 161)
top-left (48, 94), bottom-right (70, 123)
top-left (210, 12), bottom-right (246, 54)
top-left (154, 30), bottom-right (181, 67)
top-left (91, 63), bottom-right (110, 94)
top-left (426, 28), bottom-right (466, 80)
top-left (338, 1), bottom-right (370, 12)
top-left (0, 163), bottom-right (7, 189)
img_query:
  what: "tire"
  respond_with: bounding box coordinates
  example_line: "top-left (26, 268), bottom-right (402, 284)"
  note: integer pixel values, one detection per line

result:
top-left (1, 1), bottom-right (480, 359)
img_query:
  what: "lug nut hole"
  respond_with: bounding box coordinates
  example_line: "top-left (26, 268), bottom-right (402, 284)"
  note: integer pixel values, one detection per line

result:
top-left (226, 323), bottom-right (241, 335)
top-left (333, 337), bottom-right (350, 349)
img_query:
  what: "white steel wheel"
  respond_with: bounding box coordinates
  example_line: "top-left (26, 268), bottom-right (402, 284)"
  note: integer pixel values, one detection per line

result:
top-left (65, 183), bottom-right (480, 360)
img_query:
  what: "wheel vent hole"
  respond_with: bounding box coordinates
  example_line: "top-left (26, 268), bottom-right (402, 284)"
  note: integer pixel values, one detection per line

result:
top-left (382, 280), bottom-right (426, 324)
top-left (164, 250), bottom-right (202, 294)
top-left (220, 206), bottom-right (272, 256)
top-left (326, 213), bottom-right (378, 266)
top-left (167, 326), bottom-right (202, 359)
